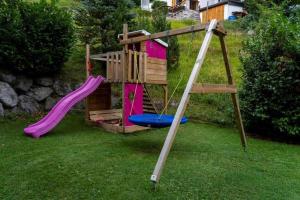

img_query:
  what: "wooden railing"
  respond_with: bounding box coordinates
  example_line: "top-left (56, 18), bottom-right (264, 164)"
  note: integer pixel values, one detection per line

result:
top-left (106, 51), bottom-right (123, 82)
top-left (127, 50), bottom-right (147, 83)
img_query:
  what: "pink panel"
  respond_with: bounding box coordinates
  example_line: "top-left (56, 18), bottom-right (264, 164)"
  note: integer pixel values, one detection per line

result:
top-left (146, 40), bottom-right (167, 59)
top-left (124, 83), bottom-right (144, 126)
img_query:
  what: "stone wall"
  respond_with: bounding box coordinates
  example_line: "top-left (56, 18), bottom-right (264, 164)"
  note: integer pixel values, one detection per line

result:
top-left (0, 72), bottom-right (84, 117)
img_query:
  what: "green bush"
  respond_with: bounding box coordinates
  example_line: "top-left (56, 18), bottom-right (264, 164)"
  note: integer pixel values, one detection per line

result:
top-left (240, 6), bottom-right (300, 137)
top-left (0, 0), bottom-right (74, 76)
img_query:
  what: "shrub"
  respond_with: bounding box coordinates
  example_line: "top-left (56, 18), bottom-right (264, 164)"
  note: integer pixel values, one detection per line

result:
top-left (0, 0), bottom-right (75, 76)
top-left (240, 6), bottom-right (300, 137)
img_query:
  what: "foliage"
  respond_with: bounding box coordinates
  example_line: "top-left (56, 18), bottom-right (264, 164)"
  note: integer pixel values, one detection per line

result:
top-left (133, 1), bottom-right (180, 69)
top-left (133, 8), bottom-right (153, 32)
top-left (240, 6), bottom-right (300, 137)
top-left (241, 0), bottom-right (299, 30)
top-left (0, 0), bottom-right (75, 76)
top-left (74, 0), bottom-right (135, 52)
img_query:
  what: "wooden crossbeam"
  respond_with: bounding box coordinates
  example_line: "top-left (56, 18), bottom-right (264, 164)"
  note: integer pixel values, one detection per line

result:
top-left (120, 24), bottom-right (206, 45)
top-left (120, 23), bottom-right (226, 45)
top-left (190, 83), bottom-right (237, 94)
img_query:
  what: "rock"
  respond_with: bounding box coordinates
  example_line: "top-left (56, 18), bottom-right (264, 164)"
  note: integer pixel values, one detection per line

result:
top-left (18, 95), bottom-right (40, 114)
top-left (0, 72), bottom-right (16, 84)
top-left (53, 80), bottom-right (72, 96)
top-left (45, 96), bottom-right (58, 110)
top-left (27, 87), bottom-right (53, 102)
top-left (14, 76), bottom-right (33, 92)
top-left (36, 77), bottom-right (54, 87)
top-left (0, 81), bottom-right (18, 107)
top-left (11, 106), bottom-right (22, 115)
top-left (0, 103), bottom-right (4, 117)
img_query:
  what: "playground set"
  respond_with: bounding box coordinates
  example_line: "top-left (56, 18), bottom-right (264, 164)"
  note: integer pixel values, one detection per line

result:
top-left (24, 19), bottom-right (247, 184)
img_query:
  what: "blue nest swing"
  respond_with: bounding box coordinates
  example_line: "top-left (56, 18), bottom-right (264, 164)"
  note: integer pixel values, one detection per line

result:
top-left (129, 114), bottom-right (188, 128)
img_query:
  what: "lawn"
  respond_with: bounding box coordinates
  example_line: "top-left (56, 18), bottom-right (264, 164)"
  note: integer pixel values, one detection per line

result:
top-left (1, 113), bottom-right (299, 199)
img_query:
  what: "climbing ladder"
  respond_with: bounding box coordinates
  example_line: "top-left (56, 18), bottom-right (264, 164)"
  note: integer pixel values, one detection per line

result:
top-left (143, 85), bottom-right (158, 114)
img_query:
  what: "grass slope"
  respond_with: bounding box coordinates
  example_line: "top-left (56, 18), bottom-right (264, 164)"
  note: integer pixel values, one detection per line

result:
top-left (1, 114), bottom-right (299, 199)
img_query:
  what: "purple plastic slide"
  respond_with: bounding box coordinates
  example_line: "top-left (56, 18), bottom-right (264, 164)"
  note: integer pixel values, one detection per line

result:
top-left (24, 75), bottom-right (105, 138)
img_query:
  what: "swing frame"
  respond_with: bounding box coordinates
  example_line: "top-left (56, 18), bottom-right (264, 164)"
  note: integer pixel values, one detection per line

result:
top-left (121, 19), bottom-right (247, 184)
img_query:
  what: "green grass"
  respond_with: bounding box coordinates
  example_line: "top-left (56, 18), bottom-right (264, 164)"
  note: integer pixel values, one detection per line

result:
top-left (1, 114), bottom-right (300, 199)
top-left (26, 0), bottom-right (79, 7)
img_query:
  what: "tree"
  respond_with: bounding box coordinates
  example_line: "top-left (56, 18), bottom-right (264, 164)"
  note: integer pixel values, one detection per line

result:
top-left (151, 1), bottom-right (180, 69)
top-left (75, 0), bottom-right (135, 52)
top-left (241, 0), bottom-right (298, 29)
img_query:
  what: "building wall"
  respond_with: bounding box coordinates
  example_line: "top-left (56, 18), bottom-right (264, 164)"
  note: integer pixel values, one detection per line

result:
top-left (225, 4), bottom-right (243, 19)
top-left (200, 4), bottom-right (225, 23)
top-left (200, 3), bottom-right (243, 22)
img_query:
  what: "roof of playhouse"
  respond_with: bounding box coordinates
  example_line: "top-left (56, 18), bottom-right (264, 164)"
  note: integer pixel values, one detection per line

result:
top-left (118, 30), bottom-right (168, 48)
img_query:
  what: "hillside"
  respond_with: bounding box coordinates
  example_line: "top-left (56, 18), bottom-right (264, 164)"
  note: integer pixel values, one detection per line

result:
top-left (159, 20), bottom-right (244, 125)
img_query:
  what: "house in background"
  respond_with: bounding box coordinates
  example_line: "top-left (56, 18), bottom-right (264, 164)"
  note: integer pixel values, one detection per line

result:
top-left (199, 0), bottom-right (244, 23)
top-left (141, 0), bottom-right (245, 23)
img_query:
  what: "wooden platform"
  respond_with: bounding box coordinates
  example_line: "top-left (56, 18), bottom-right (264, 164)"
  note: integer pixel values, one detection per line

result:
top-left (88, 109), bottom-right (149, 133)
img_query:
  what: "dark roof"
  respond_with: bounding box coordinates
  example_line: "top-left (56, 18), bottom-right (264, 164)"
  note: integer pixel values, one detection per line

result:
top-left (199, 0), bottom-right (244, 12)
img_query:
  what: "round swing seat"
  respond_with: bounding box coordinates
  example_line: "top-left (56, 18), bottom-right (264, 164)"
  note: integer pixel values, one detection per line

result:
top-left (129, 114), bottom-right (188, 128)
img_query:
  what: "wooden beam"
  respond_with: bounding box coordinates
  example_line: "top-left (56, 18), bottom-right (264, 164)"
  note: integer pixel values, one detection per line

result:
top-left (213, 22), bottom-right (227, 36)
top-left (128, 50), bottom-right (132, 81)
top-left (150, 20), bottom-right (218, 184)
top-left (120, 24), bottom-right (206, 45)
top-left (122, 24), bottom-right (128, 133)
top-left (219, 35), bottom-right (247, 149)
top-left (190, 83), bottom-right (237, 94)
top-left (85, 44), bottom-right (90, 122)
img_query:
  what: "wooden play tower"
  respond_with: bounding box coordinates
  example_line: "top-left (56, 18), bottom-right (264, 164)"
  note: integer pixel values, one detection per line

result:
top-left (85, 30), bottom-right (169, 133)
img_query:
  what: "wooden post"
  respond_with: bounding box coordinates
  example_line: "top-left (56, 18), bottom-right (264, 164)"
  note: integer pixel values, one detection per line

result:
top-left (134, 51), bottom-right (138, 81)
top-left (150, 20), bottom-right (218, 184)
top-left (219, 35), bottom-right (247, 149)
top-left (86, 44), bottom-right (90, 78)
top-left (122, 24), bottom-right (128, 133)
top-left (128, 50), bottom-right (132, 82)
top-left (85, 44), bottom-right (90, 121)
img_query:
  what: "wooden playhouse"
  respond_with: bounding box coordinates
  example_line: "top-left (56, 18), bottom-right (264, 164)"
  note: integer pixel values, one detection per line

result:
top-left (86, 30), bottom-right (169, 133)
